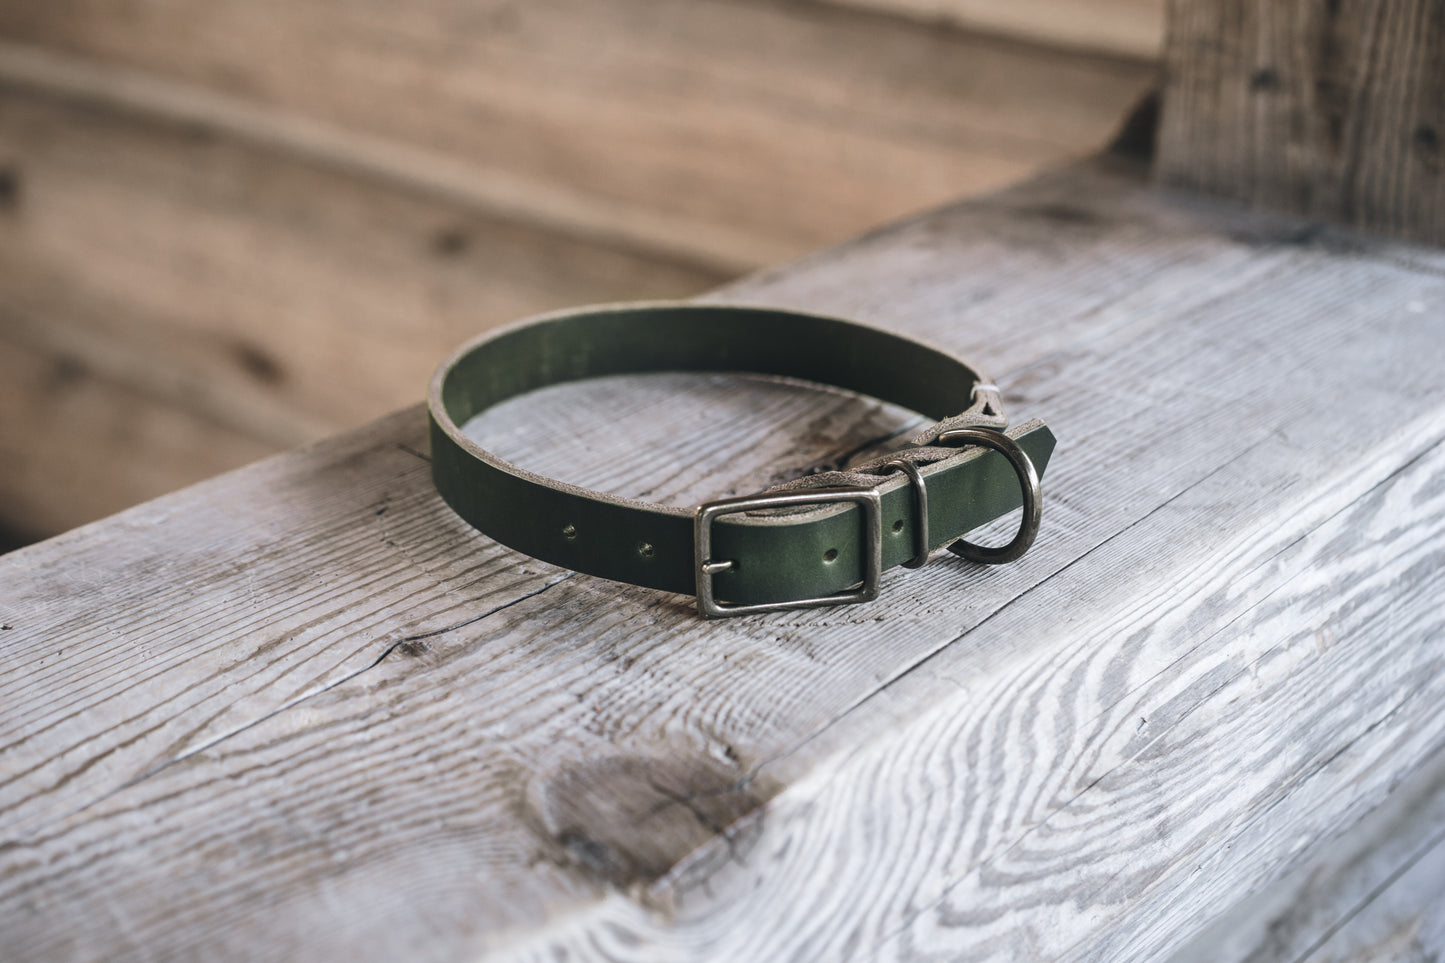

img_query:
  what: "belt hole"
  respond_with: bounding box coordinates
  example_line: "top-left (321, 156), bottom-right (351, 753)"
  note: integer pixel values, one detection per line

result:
top-left (562, 524), bottom-right (577, 540)
top-left (638, 541), bottom-right (655, 559)
top-left (822, 548), bottom-right (838, 563)
top-left (891, 519), bottom-right (904, 533)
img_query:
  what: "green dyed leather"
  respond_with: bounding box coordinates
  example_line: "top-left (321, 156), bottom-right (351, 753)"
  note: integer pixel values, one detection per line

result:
top-left (428, 304), bottom-right (1054, 608)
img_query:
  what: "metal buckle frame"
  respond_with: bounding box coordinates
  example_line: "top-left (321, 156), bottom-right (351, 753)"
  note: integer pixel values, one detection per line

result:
top-left (694, 487), bottom-right (883, 619)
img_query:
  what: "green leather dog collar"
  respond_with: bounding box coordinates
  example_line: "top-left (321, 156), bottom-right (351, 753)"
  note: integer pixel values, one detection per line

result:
top-left (428, 303), bottom-right (1054, 617)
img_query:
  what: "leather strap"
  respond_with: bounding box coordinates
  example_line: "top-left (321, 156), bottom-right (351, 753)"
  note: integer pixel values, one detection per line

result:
top-left (428, 303), bottom-right (1054, 609)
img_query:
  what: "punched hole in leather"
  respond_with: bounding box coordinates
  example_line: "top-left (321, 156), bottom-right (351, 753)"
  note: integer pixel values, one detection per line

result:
top-left (427, 303), bottom-right (1055, 616)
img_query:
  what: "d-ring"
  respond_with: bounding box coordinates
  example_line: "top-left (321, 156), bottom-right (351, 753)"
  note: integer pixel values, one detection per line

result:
top-left (881, 459), bottom-right (929, 568)
top-left (936, 427), bottom-right (1041, 564)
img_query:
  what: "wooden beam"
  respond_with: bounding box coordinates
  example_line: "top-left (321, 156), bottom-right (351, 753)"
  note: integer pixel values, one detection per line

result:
top-left (1, 156), bottom-right (1443, 957)
top-left (0, 82), bottom-right (723, 535)
top-left (1158, 0), bottom-right (1445, 243)
top-left (0, 41), bottom-right (769, 278)
top-left (0, 328), bottom-right (277, 538)
top-left (1170, 742), bottom-right (1445, 961)
top-left (0, 0), bottom-right (1156, 269)
top-left (820, 0), bottom-right (1165, 59)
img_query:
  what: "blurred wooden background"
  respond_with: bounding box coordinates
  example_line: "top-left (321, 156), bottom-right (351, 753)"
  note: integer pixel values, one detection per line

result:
top-left (0, 0), bottom-right (1159, 548)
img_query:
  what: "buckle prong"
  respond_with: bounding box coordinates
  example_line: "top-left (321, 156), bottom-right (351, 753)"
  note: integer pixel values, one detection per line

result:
top-left (694, 487), bottom-right (883, 618)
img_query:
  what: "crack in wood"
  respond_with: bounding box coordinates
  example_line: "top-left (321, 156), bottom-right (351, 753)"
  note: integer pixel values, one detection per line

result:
top-left (0, 576), bottom-right (572, 850)
top-left (394, 443), bottom-right (431, 464)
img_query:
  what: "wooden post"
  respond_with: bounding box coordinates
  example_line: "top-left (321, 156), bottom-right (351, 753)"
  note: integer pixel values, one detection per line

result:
top-left (1158, 0), bottom-right (1445, 242)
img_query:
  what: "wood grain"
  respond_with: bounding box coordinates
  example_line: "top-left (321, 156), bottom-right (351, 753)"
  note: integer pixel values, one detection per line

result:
top-left (1158, 0), bottom-right (1445, 244)
top-left (1169, 742), bottom-right (1445, 963)
top-left (0, 0), bottom-right (1156, 270)
top-left (0, 83), bottom-right (722, 535)
top-left (2, 157), bottom-right (1443, 959)
top-left (825, 0), bottom-right (1166, 59)
top-left (0, 83), bottom-right (723, 431)
top-left (0, 327), bottom-right (278, 540)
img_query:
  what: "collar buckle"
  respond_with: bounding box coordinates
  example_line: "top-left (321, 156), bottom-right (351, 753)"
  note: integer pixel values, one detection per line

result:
top-left (694, 487), bottom-right (883, 619)
top-left (693, 426), bottom-right (1043, 618)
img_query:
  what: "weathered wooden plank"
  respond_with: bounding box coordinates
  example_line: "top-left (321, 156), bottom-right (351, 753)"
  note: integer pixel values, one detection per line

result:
top-left (0, 84), bottom-right (722, 535)
top-left (1158, 0), bottom-right (1445, 244)
top-left (1304, 838), bottom-right (1445, 961)
top-left (1, 157), bottom-right (1443, 959)
top-left (0, 329), bottom-right (278, 540)
top-left (0, 84), bottom-right (723, 432)
top-left (827, 0), bottom-right (1165, 59)
top-left (0, 0), bottom-right (1156, 269)
top-left (1168, 743), bottom-right (1445, 963)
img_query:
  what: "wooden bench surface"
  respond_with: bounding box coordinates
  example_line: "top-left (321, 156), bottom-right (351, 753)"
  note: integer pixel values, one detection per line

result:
top-left (2, 155), bottom-right (1444, 961)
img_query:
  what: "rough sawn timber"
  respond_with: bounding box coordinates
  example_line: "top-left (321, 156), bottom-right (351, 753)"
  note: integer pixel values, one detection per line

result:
top-left (1, 155), bottom-right (1444, 960)
top-left (1169, 741), bottom-right (1445, 962)
top-left (0, 2), bottom-right (1154, 269)
top-left (1158, 0), bottom-right (1445, 245)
